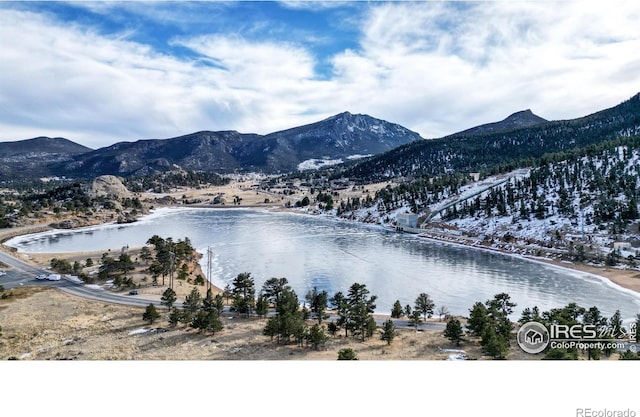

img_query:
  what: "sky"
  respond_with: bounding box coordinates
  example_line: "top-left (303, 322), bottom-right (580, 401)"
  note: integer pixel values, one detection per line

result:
top-left (1, 1), bottom-right (640, 149)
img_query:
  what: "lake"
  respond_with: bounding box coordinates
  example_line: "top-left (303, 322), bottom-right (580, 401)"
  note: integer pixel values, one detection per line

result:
top-left (7, 207), bottom-right (640, 320)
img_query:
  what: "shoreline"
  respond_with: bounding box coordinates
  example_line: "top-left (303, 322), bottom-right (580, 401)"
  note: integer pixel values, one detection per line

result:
top-left (4, 203), bottom-right (640, 302)
top-left (414, 231), bottom-right (640, 297)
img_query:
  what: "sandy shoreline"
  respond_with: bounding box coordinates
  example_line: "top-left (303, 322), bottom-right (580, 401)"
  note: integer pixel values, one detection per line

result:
top-left (414, 231), bottom-right (640, 296)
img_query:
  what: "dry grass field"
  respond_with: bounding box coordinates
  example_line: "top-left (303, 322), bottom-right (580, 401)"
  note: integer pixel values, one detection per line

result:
top-left (0, 286), bottom-right (521, 361)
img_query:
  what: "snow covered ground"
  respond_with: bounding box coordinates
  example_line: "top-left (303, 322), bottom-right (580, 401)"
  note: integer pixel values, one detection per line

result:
top-left (328, 164), bottom-right (639, 264)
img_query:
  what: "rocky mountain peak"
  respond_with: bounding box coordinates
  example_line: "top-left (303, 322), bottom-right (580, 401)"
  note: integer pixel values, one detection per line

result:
top-left (503, 109), bottom-right (547, 125)
top-left (449, 109), bottom-right (548, 137)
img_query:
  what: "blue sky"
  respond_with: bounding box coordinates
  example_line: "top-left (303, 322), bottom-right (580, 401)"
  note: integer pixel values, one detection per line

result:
top-left (1, 1), bottom-right (640, 148)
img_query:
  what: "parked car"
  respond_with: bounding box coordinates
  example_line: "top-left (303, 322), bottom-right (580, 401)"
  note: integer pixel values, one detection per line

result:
top-left (129, 289), bottom-right (139, 295)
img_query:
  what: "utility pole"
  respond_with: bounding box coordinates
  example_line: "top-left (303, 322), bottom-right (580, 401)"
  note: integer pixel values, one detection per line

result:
top-left (169, 250), bottom-right (175, 290)
top-left (206, 246), bottom-right (213, 292)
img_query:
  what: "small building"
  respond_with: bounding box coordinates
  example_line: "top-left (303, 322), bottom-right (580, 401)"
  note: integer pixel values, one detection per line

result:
top-left (613, 242), bottom-right (632, 250)
top-left (469, 172), bottom-right (481, 182)
top-left (396, 213), bottom-right (419, 229)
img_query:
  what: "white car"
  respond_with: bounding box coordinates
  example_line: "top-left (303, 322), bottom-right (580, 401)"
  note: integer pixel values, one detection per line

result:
top-left (36, 274), bottom-right (48, 280)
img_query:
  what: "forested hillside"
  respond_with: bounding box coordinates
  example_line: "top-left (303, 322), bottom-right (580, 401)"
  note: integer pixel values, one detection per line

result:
top-left (339, 93), bottom-right (640, 182)
top-left (336, 135), bottom-right (640, 265)
top-left (123, 170), bottom-right (229, 193)
top-left (441, 139), bottom-right (640, 229)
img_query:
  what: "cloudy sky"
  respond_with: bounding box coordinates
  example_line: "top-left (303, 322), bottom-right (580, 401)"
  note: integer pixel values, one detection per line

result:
top-left (1, 1), bottom-right (640, 149)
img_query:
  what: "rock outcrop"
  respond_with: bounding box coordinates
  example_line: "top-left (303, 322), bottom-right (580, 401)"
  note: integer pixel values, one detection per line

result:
top-left (89, 175), bottom-right (132, 199)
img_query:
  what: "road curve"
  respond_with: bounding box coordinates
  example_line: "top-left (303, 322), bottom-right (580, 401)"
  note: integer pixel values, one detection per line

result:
top-left (0, 248), bottom-right (163, 308)
top-left (0, 246), bottom-right (446, 331)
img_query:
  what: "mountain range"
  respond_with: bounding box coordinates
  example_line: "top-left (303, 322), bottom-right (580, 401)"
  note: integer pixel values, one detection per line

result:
top-left (0, 112), bottom-right (422, 180)
top-left (0, 137), bottom-right (92, 181)
top-left (2, 93), bottom-right (639, 182)
top-left (342, 93), bottom-right (640, 182)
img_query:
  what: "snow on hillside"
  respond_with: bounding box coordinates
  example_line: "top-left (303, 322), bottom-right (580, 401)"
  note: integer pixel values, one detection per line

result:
top-left (423, 150), bottom-right (639, 259)
top-left (297, 154), bottom-right (371, 171)
top-left (330, 146), bottom-right (640, 265)
top-left (297, 158), bottom-right (343, 171)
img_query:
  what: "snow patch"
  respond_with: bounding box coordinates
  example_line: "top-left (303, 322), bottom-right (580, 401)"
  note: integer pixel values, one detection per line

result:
top-left (297, 154), bottom-right (372, 171)
top-left (440, 348), bottom-right (468, 360)
top-left (346, 154), bottom-right (372, 160)
top-left (84, 284), bottom-right (104, 291)
top-left (297, 158), bottom-right (343, 171)
top-left (66, 275), bottom-right (83, 284)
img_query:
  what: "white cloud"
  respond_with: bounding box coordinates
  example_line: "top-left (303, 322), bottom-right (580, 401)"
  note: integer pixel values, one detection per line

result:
top-left (1, 2), bottom-right (640, 149)
top-left (335, 1), bottom-right (640, 136)
top-left (0, 9), bottom-right (207, 146)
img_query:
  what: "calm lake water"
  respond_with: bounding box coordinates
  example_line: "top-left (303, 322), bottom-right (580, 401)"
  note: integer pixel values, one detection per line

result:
top-left (7, 208), bottom-right (640, 320)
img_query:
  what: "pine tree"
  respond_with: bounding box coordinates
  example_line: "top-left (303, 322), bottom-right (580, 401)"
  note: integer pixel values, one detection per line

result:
top-left (261, 277), bottom-right (290, 309)
top-left (307, 324), bottom-right (328, 350)
top-left (380, 319), bottom-right (396, 345)
top-left (202, 287), bottom-right (215, 313)
top-left (168, 307), bottom-right (181, 327)
top-left (263, 287), bottom-right (305, 345)
top-left (391, 300), bottom-right (404, 318)
top-left (306, 287), bottom-right (329, 324)
top-left (231, 272), bottom-right (256, 316)
top-left (408, 310), bottom-right (422, 330)
top-left (444, 318), bottom-right (464, 346)
top-left (191, 309), bottom-right (223, 334)
top-left (331, 291), bottom-right (349, 338)
top-left (181, 287), bottom-right (202, 324)
top-left (255, 293), bottom-right (270, 318)
top-left (482, 325), bottom-right (508, 359)
top-left (345, 282), bottom-right (377, 341)
top-left (467, 302), bottom-right (489, 336)
top-left (214, 294), bottom-right (225, 315)
top-left (139, 246), bottom-right (153, 265)
top-left (160, 287), bottom-right (177, 310)
top-left (142, 303), bottom-right (160, 324)
top-left (414, 292), bottom-right (435, 320)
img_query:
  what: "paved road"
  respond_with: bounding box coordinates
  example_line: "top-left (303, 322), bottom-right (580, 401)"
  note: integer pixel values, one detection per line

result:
top-left (424, 177), bottom-right (510, 223)
top-left (0, 249), bottom-right (53, 288)
top-left (0, 249), bottom-right (161, 308)
top-left (0, 248), bottom-right (447, 331)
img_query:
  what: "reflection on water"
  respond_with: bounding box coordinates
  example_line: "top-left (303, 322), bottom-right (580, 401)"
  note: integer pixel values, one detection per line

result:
top-left (7, 208), bottom-right (640, 318)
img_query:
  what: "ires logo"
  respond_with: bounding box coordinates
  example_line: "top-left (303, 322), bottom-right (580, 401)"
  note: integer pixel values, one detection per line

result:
top-left (517, 321), bottom-right (636, 354)
top-left (517, 322), bottom-right (550, 354)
